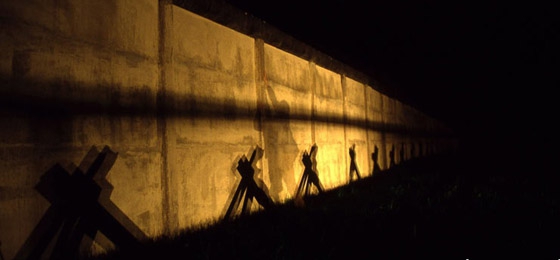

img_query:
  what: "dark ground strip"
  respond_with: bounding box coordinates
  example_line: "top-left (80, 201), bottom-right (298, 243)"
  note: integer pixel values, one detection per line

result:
top-left (90, 150), bottom-right (559, 259)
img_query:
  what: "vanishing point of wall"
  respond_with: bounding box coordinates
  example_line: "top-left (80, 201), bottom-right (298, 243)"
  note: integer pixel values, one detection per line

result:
top-left (0, 0), bottom-right (454, 258)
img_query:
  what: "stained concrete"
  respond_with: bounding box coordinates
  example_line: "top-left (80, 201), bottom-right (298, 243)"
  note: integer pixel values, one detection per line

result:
top-left (0, 1), bottom-right (455, 259)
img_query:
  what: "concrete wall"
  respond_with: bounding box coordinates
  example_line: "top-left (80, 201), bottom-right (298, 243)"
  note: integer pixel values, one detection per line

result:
top-left (0, 1), bottom-right (455, 258)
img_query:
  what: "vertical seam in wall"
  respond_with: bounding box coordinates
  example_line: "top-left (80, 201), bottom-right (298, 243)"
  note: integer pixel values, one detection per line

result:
top-left (309, 62), bottom-right (316, 144)
top-left (363, 84), bottom-right (371, 176)
top-left (380, 94), bottom-right (387, 170)
top-left (254, 38), bottom-right (265, 149)
top-left (341, 75), bottom-right (348, 183)
top-left (254, 38), bottom-right (268, 178)
top-left (158, 0), bottom-right (172, 235)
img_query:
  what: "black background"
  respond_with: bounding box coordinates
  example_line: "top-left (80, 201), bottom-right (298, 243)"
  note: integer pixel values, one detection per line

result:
top-left (223, 0), bottom-right (558, 172)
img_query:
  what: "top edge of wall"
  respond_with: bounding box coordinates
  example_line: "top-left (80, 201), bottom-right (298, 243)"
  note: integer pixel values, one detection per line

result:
top-left (171, 0), bottom-right (388, 93)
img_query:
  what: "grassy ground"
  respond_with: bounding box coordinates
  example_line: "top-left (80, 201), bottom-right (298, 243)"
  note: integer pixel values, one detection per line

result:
top-left (89, 151), bottom-right (559, 259)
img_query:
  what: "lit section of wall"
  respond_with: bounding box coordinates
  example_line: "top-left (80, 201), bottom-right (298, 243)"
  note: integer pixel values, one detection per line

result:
top-left (0, 1), bottom-right (163, 259)
top-left (365, 86), bottom-right (387, 172)
top-left (381, 94), bottom-right (399, 166)
top-left (262, 44), bottom-right (314, 202)
top-left (343, 77), bottom-right (369, 179)
top-left (311, 64), bottom-right (346, 190)
top-left (0, 1), bottom-right (456, 258)
top-left (169, 6), bottom-right (260, 230)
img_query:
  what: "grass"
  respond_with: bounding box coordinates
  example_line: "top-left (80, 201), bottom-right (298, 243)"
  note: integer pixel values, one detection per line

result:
top-left (89, 151), bottom-right (559, 259)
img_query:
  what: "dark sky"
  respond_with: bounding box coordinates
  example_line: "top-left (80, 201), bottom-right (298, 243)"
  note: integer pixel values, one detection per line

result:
top-left (222, 0), bottom-right (558, 162)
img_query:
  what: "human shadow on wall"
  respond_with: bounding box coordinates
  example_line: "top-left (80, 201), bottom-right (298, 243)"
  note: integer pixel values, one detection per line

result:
top-left (348, 144), bottom-right (361, 182)
top-left (224, 146), bottom-right (274, 220)
top-left (14, 145), bottom-right (147, 260)
top-left (257, 85), bottom-right (299, 202)
top-left (295, 144), bottom-right (324, 199)
top-left (371, 145), bottom-right (382, 175)
top-left (389, 144), bottom-right (396, 169)
top-left (400, 142), bottom-right (406, 165)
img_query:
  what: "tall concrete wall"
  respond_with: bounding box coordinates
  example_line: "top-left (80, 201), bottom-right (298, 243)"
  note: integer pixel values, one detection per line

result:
top-left (0, 1), bottom-right (455, 259)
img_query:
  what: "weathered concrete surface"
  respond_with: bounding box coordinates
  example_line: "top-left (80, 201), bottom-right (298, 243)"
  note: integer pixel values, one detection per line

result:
top-left (262, 44), bottom-right (314, 202)
top-left (167, 6), bottom-right (260, 230)
top-left (365, 85), bottom-right (387, 172)
top-left (0, 1), bottom-right (456, 258)
top-left (343, 77), bottom-right (369, 180)
top-left (311, 64), bottom-right (347, 190)
top-left (0, 0), bottom-right (163, 259)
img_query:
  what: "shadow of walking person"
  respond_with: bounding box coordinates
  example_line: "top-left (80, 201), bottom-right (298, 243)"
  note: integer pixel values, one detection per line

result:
top-left (258, 85), bottom-right (299, 202)
top-left (389, 144), bottom-right (396, 169)
top-left (348, 144), bottom-right (361, 182)
top-left (371, 145), bottom-right (382, 175)
top-left (400, 142), bottom-right (406, 165)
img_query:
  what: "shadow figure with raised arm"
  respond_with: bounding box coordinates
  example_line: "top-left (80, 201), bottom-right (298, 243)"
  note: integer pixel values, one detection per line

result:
top-left (348, 144), bottom-right (361, 182)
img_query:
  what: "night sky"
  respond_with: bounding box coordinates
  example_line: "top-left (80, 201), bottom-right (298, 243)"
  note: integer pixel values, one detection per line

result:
top-left (222, 0), bottom-right (558, 170)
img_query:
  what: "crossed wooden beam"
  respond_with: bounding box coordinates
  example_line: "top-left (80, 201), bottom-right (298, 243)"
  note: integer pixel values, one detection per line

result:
top-left (16, 142), bottom-right (397, 258)
top-left (15, 146), bottom-right (146, 260)
top-left (295, 144), bottom-right (324, 198)
top-left (224, 146), bottom-right (274, 220)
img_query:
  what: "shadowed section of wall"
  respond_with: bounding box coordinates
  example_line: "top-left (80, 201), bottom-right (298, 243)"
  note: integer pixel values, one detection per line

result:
top-left (0, 1), bottom-right (456, 259)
